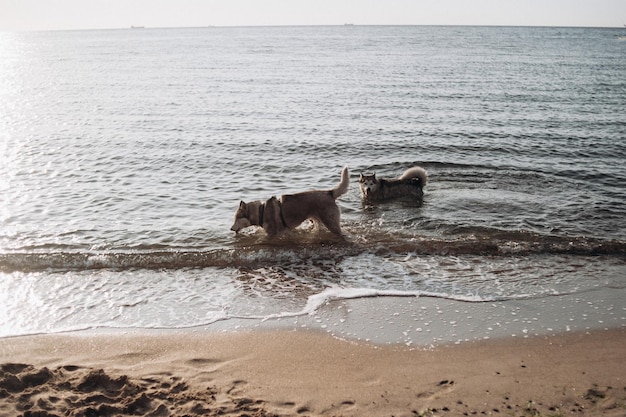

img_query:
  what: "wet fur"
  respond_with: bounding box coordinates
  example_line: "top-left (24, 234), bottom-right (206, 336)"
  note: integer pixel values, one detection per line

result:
top-left (231, 167), bottom-right (349, 237)
top-left (359, 166), bottom-right (428, 201)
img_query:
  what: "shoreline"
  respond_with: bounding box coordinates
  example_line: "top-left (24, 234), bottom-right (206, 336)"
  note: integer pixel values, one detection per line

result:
top-left (1, 327), bottom-right (625, 416)
top-left (252, 288), bottom-right (626, 346)
top-left (2, 288), bottom-right (625, 416)
top-left (4, 285), bottom-right (624, 344)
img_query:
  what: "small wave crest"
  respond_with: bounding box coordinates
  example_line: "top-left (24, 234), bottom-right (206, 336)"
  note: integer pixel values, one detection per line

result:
top-left (208, 287), bottom-right (512, 327)
top-left (0, 247), bottom-right (319, 273)
top-left (1, 229), bottom-right (624, 273)
top-left (293, 287), bottom-right (507, 314)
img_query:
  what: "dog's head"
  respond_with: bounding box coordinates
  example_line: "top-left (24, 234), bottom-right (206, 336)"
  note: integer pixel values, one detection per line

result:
top-left (230, 201), bottom-right (253, 233)
top-left (359, 173), bottom-right (379, 197)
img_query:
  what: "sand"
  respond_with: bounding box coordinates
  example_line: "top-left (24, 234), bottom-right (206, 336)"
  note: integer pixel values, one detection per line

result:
top-left (1, 328), bottom-right (625, 417)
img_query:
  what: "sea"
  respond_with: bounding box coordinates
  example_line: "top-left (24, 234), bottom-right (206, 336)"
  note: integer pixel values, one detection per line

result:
top-left (1, 25), bottom-right (625, 344)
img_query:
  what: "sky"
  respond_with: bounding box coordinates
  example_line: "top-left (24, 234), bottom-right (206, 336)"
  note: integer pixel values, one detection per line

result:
top-left (1, 0), bottom-right (625, 32)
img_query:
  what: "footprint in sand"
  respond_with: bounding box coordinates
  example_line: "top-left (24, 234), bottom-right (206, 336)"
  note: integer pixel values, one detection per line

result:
top-left (226, 379), bottom-right (248, 395)
top-left (315, 399), bottom-right (357, 415)
top-left (185, 357), bottom-right (221, 366)
top-left (185, 357), bottom-right (225, 383)
top-left (273, 401), bottom-right (312, 414)
top-left (416, 379), bottom-right (456, 400)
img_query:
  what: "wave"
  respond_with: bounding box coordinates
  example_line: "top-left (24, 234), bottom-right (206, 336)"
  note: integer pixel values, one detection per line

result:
top-left (277, 287), bottom-right (508, 315)
top-left (0, 286), bottom-right (520, 339)
top-left (170, 287), bottom-right (518, 329)
top-left (1, 230), bottom-right (624, 273)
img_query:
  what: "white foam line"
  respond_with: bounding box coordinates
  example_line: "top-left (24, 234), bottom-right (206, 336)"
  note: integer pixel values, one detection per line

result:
top-left (252, 287), bottom-right (506, 323)
top-left (0, 288), bottom-right (527, 338)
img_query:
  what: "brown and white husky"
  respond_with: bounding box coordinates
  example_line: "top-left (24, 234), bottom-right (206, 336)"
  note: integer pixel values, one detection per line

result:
top-left (359, 166), bottom-right (428, 201)
top-left (231, 167), bottom-right (349, 237)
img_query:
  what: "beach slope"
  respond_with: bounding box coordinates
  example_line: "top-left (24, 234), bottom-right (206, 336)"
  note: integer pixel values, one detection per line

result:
top-left (1, 329), bottom-right (625, 416)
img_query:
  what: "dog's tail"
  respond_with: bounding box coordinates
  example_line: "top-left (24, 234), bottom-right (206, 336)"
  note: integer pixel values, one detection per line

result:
top-left (398, 166), bottom-right (428, 186)
top-left (332, 166), bottom-right (350, 199)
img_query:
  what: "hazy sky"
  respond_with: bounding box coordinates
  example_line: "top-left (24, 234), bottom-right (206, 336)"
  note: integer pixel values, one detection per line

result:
top-left (1, 0), bottom-right (625, 31)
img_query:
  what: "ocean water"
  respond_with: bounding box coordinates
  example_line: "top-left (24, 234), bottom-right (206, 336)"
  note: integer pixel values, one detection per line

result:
top-left (1, 25), bottom-right (625, 340)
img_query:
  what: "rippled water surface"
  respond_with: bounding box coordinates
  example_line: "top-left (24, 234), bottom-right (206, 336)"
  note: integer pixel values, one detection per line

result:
top-left (1, 26), bottom-right (625, 338)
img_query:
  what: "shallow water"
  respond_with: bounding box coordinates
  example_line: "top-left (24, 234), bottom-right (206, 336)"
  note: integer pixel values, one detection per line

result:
top-left (1, 26), bottom-right (625, 339)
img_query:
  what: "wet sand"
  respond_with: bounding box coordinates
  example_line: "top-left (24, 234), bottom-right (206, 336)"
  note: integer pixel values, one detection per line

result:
top-left (1, 327), bottom-right (625, 417)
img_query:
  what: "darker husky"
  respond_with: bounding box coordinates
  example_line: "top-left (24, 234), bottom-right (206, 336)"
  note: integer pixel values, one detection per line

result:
top-left (231, 167), bottom-right (349, 237)
top-left (359, 167), bottom-right (428, 201)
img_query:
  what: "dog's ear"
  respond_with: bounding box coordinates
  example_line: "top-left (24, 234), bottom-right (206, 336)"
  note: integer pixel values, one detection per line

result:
top-left (359, 173), bottom-right (363, 182)
top-left (239, 201), bottom-right (247, 209)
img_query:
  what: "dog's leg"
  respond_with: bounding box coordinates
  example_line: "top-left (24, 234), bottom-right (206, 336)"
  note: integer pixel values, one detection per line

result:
top-left (318, 206), bottom-right (344, 237)
top-left (263, 197), bottom-right (281, 236)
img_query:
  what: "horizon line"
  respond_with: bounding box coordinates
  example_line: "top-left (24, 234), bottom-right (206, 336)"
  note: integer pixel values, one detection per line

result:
top-left (3, 22), bottom-right (624, 33)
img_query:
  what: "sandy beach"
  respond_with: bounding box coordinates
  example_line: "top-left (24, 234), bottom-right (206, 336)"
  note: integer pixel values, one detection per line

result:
top-left (1, 327), bottom-right (624, 417)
